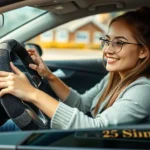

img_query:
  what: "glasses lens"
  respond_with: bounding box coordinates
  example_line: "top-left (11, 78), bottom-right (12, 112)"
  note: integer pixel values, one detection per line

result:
top-left (100, 38), bottom-right (108, 50)
top-left (112, 40), bottom-right (123, 53)
top-left (100, 39), bottom-right (105, 49)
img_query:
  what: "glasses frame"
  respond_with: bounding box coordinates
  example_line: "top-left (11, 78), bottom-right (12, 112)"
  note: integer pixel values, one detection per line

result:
top-left (99, 37), bottom-right (142, 53)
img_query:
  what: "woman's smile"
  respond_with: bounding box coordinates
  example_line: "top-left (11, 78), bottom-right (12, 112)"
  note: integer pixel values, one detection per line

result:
top-left (107, 57), bottom-right (119, 64)
top-left (105, 55), bottom-right (120, 64)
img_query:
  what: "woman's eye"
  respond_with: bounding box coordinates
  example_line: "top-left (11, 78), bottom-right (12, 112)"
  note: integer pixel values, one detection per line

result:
top-left (105, 39), bottom-right (109, 43)
top-left (115, 41), bottom-right (123, 45)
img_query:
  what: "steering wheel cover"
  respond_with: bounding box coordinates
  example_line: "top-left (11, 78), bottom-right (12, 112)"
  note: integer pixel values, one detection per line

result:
top-left (0, 39), bottom-right (49, 130)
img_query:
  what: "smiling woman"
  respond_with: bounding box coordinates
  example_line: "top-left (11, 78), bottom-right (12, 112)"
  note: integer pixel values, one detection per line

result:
top-left (1, 6), bottom-right (150, 132)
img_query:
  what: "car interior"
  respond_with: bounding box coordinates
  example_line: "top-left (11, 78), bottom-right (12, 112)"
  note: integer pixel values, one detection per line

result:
top-left (0, 0), bottom-right (150, 149)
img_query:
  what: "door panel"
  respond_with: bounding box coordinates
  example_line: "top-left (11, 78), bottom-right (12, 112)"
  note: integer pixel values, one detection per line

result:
top-left (45, 59), bottom-right (108, 94)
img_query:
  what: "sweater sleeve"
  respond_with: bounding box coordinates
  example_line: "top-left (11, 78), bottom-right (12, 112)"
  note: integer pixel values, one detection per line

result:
top-left (63, 74), bottom-right (108, 114)
top-left (51, 83), bottom-right (150, 129)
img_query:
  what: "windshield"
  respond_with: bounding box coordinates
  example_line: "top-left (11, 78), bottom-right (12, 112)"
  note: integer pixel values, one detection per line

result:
top-left (0, 6), bottom-right (47, 37)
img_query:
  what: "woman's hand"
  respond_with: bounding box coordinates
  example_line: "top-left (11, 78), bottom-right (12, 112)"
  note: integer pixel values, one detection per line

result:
top-left (28, 49), bottom-right (53, 79)
top-left (0, 62), bottom-right (37, 102)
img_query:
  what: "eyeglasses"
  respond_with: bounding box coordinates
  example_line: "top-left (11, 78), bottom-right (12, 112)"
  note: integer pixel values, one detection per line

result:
top-left (99, 37), bottom-right (142, 53)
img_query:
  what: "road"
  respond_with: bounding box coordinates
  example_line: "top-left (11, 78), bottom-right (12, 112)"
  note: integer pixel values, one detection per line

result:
top-left (41, 49), bottom-right (103, 60)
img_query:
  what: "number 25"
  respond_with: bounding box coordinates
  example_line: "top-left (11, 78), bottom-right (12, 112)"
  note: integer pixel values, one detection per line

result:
top-left (103, 130), bottom-right (118, 138)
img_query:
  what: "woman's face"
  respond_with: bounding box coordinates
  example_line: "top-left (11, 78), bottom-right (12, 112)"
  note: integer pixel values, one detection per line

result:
top-left (104, 21), bottom-right (147, 79)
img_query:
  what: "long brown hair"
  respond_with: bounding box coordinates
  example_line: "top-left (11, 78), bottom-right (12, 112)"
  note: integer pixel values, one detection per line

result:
top-left (94, 6), bottom-right (150, 116)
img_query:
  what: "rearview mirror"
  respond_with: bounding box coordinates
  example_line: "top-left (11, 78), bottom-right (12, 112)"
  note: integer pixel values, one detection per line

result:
top-left (0, 14), bottom-right (4, 27)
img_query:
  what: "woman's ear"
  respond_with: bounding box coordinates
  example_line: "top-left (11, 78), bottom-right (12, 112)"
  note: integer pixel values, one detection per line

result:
top-left (139, 47), bottom-right (149, 59)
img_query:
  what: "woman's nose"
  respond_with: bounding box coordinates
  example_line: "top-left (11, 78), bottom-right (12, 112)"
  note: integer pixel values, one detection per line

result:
top-left (104, 43), bottom-right (115, 53)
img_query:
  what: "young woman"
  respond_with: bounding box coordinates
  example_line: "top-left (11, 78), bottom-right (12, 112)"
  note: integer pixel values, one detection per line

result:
top-left (1, 6), bottom-right (150, 131)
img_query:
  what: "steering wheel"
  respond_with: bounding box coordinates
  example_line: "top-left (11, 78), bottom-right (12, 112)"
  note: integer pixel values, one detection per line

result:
top-left (0, 39), bottom-right (50, 130)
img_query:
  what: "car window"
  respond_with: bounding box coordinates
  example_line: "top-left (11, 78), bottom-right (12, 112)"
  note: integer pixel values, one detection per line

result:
top-left (0, 6), bottom-right (47, 37)
top-left (27, 12), bottom-right (122, 61)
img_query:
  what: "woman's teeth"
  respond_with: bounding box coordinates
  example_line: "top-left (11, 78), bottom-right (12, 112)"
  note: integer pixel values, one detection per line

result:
top-left (107, 57), bottom-right (118, 63)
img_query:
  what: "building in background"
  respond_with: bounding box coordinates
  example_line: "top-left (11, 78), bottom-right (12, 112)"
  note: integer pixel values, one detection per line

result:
top-left (30, 16), bottom-right (107, 50)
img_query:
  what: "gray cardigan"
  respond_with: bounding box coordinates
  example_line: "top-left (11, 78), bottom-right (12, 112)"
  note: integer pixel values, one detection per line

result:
top-left (51, 74), bottom-right (150, 129)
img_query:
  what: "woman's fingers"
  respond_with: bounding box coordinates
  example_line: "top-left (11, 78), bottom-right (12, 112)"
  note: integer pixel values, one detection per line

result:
top-left (28, 49), bottom-right (35, 54)
top-left (0, 82), bottom-right (8, 89)
top-left (28, 49), bottom-right (41, 60)
top-left (0, 62), bottom-right (23, 77)
top-left (31, 55), bottom-right (40, 65)
top-left (0, 77), bottom-right (7, 82)
top-left (0, 61), bottom-right (36, 101)
top-left (27, 49), bottom-right (50, 78)
top-left (29, 64), bottom-right (39, 71)
top-left (0, 71), bottom-right (10, 77)
top-left (28, 49), bottom-right (42, 65)
top-left (0, 88), bottom-right (10, 97)
top-left (28, 49), bottom-right (40, 56)
top-left (10, 62), bottom-right (23, 76)
top-left (0, 63), bottom-right (25, 79)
